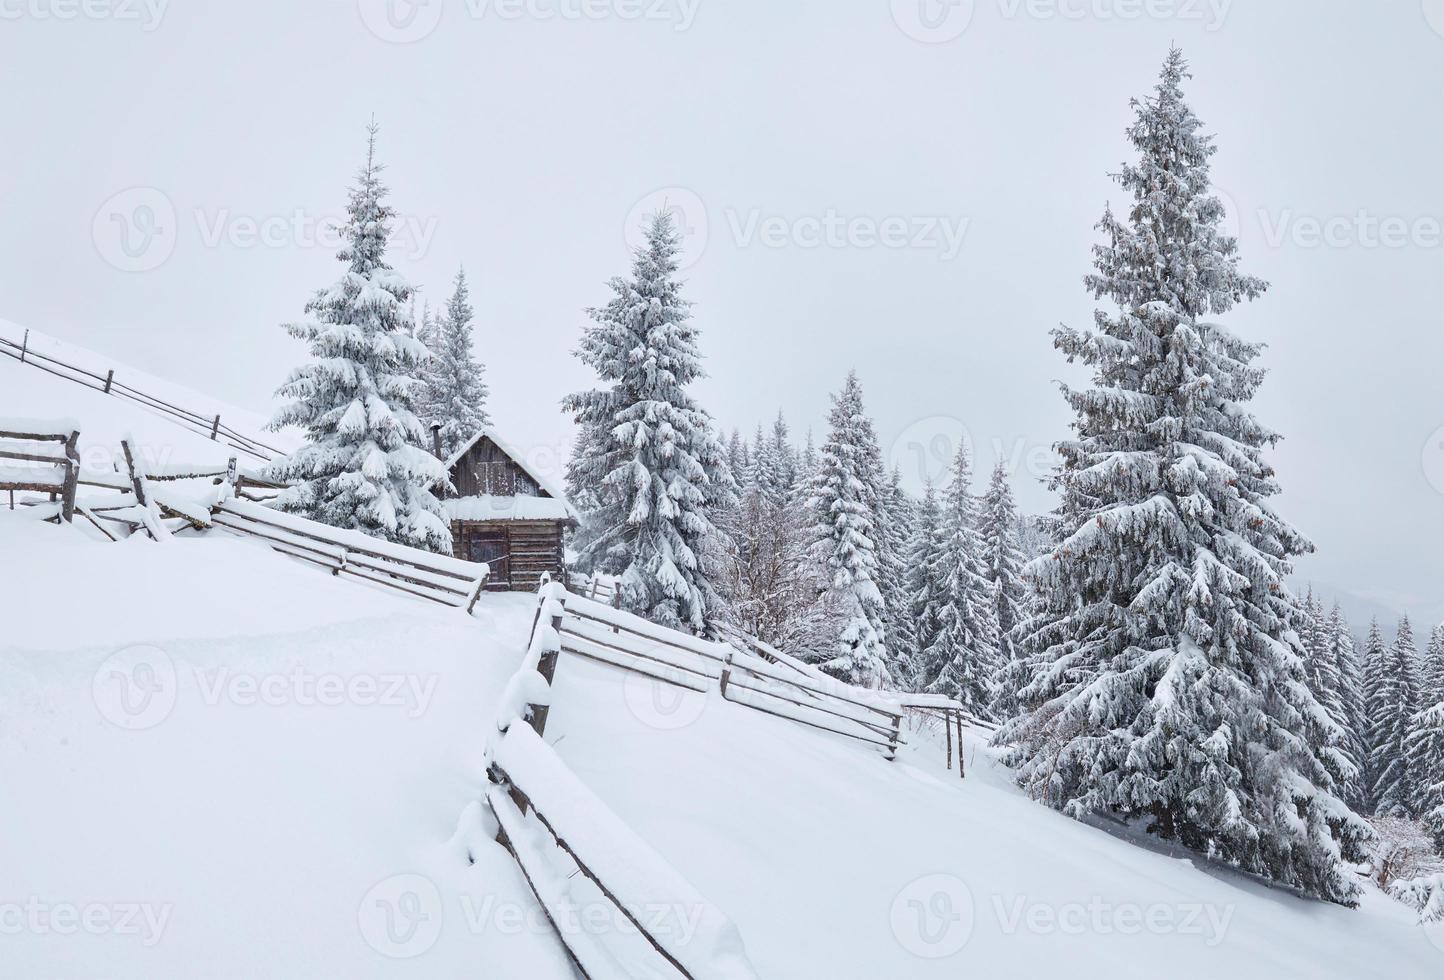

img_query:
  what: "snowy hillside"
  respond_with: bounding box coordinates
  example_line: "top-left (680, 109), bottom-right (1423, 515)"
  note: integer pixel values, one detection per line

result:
top-left (3, 511), bottom-right (1440, 978)
top-left (0, 319), bottom-right (295, 475)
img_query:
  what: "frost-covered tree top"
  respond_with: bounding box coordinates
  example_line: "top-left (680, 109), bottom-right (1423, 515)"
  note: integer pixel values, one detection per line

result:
top-left (999, 49), bottom-right (1367, 905)
top-left (267, 123), bottom-right (450, 554)
top-left (426, 267), bottom-right (491, 456)
top-left (563, 211), bottom-right (734, 632)
top-left (807, 371), bottom-right (890, 689)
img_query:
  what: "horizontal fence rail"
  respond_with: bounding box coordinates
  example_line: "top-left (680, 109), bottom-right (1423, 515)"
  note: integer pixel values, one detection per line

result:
top-left (481, 582), bottom-right (759, 980)
top-left (212, 499), bottom-right (487, 611)
top-left (550, 586), bottom-right (911, 760)
top-left (0, 329), bottom-right (284, 463)
top-left (0, 424), bottom-right (80, 522)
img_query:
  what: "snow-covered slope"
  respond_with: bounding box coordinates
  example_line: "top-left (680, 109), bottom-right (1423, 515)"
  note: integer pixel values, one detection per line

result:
top-left (0, 319), bottom-right (296, 475)
top-left (3, 512), bottom-right (1441, 978)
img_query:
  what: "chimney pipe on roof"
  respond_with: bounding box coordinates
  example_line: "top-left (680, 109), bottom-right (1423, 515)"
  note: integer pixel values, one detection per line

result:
top-left (430, 424), bottom-right (444, 461)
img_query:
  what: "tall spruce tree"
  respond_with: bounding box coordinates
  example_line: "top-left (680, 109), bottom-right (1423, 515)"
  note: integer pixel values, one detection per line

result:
top-left (807, 371), bottom-right (890, 689)
top-left (1369, 617), bottom-right (1421, 817)
top-left (1406, 624), bottom-right (1444, 836)
top-left (904, 482), bottom-right (947, 692)
top-left (982, 461), bottom-right (1029, 720)
top-left (267, 123), bottom-right (450, 554)
top-left (877, 466), bottom-right (918, 683)
top-left (1359, 619), bottom-right (1390, 811)
top-left (426, 267), bottom-right (490, 457)
top-left (1324, 602), bottom-right (1366, 807)
top-left (919, 443), bottom-right (998, 714)
top-left (562, 211), bottom-right (734, 631)
top-left (995, 49), bottom-right (1367, 904)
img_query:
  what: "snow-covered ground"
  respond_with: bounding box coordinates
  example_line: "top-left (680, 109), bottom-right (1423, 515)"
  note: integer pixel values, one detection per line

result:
top-left (0, 319), bottom-right (295, 477)
top-left (3, 510), bottom-right (1442, 978)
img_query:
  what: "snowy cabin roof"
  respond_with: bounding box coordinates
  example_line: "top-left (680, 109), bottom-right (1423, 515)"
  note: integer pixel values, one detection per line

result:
top-left (443, 426), bottom-right (579, 523)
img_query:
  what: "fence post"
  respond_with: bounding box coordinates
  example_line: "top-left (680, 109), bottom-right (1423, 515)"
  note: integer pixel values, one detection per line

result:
top-left (103, 369), bottom-right (114, 394)
top-left (121, 440), bottom-right (147, 508)
top-left (210, 414), bottom-right (221, 440)
top-left (719, 651), bottom-right (733, 699)
top-left (19, 329), bottom-right (27, 364)
top-left (60, 430), bottom-right (80, 523)
top-left (887, 712), bottom-right (903, 762)
top-left (944, 709), bottom-right (953, 771)
top-left (527, 581), bottom-right (567, 738)
top-left (957, 710), bottom-right (966, 779)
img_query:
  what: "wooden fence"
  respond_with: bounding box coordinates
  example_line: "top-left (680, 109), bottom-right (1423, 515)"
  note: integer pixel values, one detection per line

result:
top-left (548, 586), bottom-right (911, 760)
top-left (0, 328), bottom-right (283, 462)
top-left (0, 422), bottom-right (80, 522)
top-left (211, 498), bottom-right (489, 611)
top-left (484, 581), bottom-right (759, 980)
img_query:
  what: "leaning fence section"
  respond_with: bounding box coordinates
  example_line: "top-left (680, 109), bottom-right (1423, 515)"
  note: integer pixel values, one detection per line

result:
top-left (0, 327), bottom-right (283, 462)
top-left (0, 419), bottom-right (80, 522)
top-left (479, 582), bottom-right (760, 980)
top-left (211, 498), bottom-right (489, 611)
top-left (551, 586), bottom-right (911, 760)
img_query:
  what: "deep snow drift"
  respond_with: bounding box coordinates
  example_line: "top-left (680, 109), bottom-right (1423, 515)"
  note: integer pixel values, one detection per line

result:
top-left (2, 512), bottom-right (1442, 978)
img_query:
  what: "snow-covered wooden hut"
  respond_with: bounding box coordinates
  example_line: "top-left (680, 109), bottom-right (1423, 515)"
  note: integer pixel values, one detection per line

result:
top-left (438, 427), bottom-right (577, 592)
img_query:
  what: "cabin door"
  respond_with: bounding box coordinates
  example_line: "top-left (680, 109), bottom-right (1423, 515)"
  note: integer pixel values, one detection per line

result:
top-left (466, 528), bottom-right (511, 590)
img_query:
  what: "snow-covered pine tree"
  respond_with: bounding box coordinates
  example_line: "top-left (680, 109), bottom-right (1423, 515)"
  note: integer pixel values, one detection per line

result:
top-left (1300, 591), bottom-right (1354, 776)
top-left (266, 123), bottom-right (450, 554)
top-left (1369, 617), bottom-right (1421, 817)
top-left (806, 371), bottom-right (890, 689)
top-left (919, 443), bottom-right (998, 715)
top-left (903, 482), bottom-right (947, 692)
top-left (426, 267), bottom-right (490, 457)
top-left (877, 465), bottom-right (918, 683)
top-left (1359, 619), bottom-right (1390, 811)
top-left (982, 461), bottom-right (1029, 720)
top-left (562, 211), bottom-right (735, 632)
top-left (1325, 602), bottom-right (1367, 807)
top-left (1406, 624), bottom-right (1444, 843)
top-left (995, 49), bottom-right (1368, 904)
top-left (726, 428), bottom-right (750, 485)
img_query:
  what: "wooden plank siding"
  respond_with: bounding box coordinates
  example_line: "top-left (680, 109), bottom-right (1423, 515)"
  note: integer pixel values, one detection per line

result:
top-left (451, 436), bottom-right (540, 498)
top-left (443, 433), bottom-right (571, 592)
top-left (451, 519), bottom-right (564, 592)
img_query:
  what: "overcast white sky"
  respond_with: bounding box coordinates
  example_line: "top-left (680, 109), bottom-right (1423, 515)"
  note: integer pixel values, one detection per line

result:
top-left (3, 1), bottom-right (1443, 621)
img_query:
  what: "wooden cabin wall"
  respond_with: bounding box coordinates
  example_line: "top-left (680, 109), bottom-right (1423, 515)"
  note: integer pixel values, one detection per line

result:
top-left (450, 437), bottom-right (542, 499)
top-left (451, 519), bottom-right (564, 592)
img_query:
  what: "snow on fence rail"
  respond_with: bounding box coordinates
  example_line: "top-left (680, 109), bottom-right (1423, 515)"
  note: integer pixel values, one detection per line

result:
top-left (552, 585), bottom-right (913, 760)
top-left (211, 498), bottom-right (488, 611)
top-left (714, 619), bottom-right (987, 778)
top-left (481, 581), bottom-right (760, 980)
top-left (0, 328), bottom-right (283, 462)
top-left (0, 419), bottom-right (80, 522)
